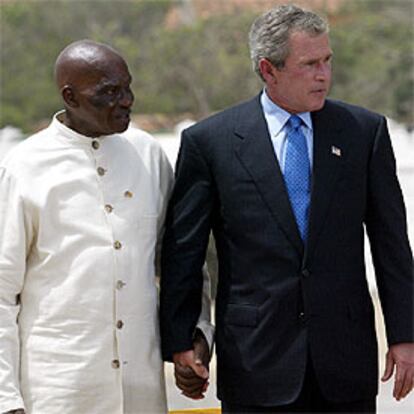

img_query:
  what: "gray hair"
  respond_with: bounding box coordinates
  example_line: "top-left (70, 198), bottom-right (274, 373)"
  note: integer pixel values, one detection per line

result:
top-left (248, 4), bottom-right (329, 81)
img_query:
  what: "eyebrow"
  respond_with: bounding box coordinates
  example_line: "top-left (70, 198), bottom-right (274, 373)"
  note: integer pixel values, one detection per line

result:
top-left (303, 52), bottom-right (333, 64)
top-left (96, 77), bottom-right (132, 89)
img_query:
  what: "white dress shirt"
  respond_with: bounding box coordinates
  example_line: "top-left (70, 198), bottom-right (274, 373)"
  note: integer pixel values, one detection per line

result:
top-left (260, 90), bottom-right (313, 171)
top-left (0, 112), bottom-right (212, 414)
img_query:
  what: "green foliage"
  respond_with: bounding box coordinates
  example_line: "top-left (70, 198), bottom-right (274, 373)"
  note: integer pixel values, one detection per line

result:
top-left (1, 0), bottom-right (413, 132)
top-left (0, 0), bottom-right (172, 131)
top-left (329, 0), bottom-right (414, 124)
top-left (141, 11), bottom-right (261, 117)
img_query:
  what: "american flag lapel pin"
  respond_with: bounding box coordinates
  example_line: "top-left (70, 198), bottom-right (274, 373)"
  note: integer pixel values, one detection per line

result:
top-left (331, 145), bottom-right (341, 157)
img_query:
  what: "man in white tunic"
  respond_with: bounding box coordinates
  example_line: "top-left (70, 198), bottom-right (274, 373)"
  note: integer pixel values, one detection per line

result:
top-left (0, 40), bottom-right (212, 414)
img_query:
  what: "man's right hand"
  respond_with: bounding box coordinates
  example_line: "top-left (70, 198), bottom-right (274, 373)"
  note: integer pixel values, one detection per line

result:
top-left (172, 332), bottom-right (210, 399)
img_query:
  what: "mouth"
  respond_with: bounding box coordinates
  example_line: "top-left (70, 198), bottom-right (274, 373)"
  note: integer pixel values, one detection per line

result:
top-left (116, 111), bottom-right (131, 121)
top-left (311, 89), bottom-right (326, 95)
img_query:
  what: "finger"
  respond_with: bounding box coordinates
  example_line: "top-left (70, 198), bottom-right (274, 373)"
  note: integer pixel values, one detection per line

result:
top-left (182, 393), bottom-right (204, 400)
top-left (173, 350), bottom-right (195, 367)
top-left (180, 359), bottom-right (208, 379)
top-left (202, 381), bottom-right (209, 392)
top-left (177, 382), bottom-right (207, 395)
top-left (397, 367), bottom-right (413, 400)
top-left (194, 355), bottom-right (204, 365)
top-left (174, 351), bottom-right (209, 379)
top-left (393, 363), bottom-right (404, 400)
top-left (381, 351), bottom-right (394, 382)
top-left (175, 371), bottom-right (207, 386)
top-left (174, 368), bottom-right (208, 389)
top-left (180, 383), bottom-right (206, 398)
top-left (175, 375), bottom-right (207, 390)
top-left (181, 389), bottom-right (205, 400)
top-left (191, 361), bottom-right (209, 379)
top-left (175, 364), bottom-right (201, 379)
top-left (194, 343), bottom-right (207, 363)
top-left (180, 380), bottom-right (209, 396)
top-left (174, 365), bottom-right (208, 384)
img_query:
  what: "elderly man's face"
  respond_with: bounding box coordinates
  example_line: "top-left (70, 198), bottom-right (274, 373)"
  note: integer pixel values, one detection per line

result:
top-left (265, 31), bottom-right (332, 114)
top-left (71, 56), bottom-right (134, 137)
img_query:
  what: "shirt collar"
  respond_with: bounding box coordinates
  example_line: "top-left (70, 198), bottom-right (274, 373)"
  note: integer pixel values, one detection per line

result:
top-left (260, 89), bottom-right (313, 134)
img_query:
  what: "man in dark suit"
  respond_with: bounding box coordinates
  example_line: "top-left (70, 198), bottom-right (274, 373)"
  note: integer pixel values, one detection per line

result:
top-left (160, 4), bottom-right (414, 413)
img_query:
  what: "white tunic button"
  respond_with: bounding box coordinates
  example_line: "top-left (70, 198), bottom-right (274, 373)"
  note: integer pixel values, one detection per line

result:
top-left (116, 280), bottom-right (126, 290)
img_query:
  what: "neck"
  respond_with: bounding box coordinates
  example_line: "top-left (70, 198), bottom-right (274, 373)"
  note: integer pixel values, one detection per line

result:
top-left (61, 111), bottom-right (98, 138)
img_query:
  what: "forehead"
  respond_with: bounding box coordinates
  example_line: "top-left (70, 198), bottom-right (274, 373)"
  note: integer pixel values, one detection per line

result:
top-left (76, 54), bottom-right (131, 88)
top-left (287, 31), bottom-right (331, 59)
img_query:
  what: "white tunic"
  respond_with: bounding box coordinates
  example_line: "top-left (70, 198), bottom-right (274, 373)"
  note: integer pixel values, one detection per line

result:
top-left (0, 113), bottom-right (174, 413)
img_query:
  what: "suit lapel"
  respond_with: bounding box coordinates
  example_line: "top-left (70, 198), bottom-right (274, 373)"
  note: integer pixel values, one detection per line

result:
top-left (234, 96), bottom-right (303, 256)
top-left (307, 102), bottom-right (348, 260)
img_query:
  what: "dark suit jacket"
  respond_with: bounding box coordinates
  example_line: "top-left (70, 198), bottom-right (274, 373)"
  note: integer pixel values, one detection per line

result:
top-left (160, 95), bottom-right (413, 405)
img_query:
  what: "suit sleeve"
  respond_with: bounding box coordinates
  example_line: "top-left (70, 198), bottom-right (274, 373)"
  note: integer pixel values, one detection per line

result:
top-left (365, 116), bottom-right (414, 345)
top-left (0, 167), bottom-right (30, 412)
top-left (160, 128), bottom-right (214, 361)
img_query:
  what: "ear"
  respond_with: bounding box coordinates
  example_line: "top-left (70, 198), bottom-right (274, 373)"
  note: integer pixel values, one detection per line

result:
top-left (259, 58), bottom-right (278, 84)
top-left (61, 85), bottom-right (79, 108)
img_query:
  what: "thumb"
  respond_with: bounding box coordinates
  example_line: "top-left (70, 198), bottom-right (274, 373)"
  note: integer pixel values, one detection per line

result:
top-left (193, 333), bottom-right (209, 366)
top-left (174, 350), bottom-right (209, 380)
top-left (381, 351), bottom-right (394, 382)
top-left (190, 359), bottom-right (209, 379)
top-left (194, 344), bottom-right (208, 366)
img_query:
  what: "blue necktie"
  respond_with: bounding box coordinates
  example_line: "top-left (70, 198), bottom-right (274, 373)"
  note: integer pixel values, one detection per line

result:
top-left (284, 115), bottom-right (311, 241)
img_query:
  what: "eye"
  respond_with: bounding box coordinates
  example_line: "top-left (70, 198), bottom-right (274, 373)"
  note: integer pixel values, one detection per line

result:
top-left (106, 87), bottom-right (117, 96)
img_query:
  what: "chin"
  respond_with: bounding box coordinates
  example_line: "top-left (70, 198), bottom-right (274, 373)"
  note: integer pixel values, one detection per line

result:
top-left (310, 99), bottom-right (327, 112)
top-left (114, 120), bottom-right (130, 133)
top-left (119, 124), bottom-right (130, 132)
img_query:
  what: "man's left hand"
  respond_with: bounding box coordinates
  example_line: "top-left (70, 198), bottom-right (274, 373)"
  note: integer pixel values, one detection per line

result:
top-left (381, 342), bottom-right (414, 400)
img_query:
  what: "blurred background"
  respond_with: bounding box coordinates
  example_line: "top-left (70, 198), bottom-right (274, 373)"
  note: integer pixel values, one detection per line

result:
top-left (1, 0), bottom-right (413, 133)
top-left (1, 0), bottom-right (413, 412)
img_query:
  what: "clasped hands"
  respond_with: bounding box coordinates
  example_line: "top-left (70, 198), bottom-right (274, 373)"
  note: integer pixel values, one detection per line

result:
top-left (172, 330), bottom-right (211, 399)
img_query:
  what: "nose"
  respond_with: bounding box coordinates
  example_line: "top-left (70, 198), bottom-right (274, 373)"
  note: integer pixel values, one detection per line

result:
top-left (119, 88), bottom-right (134, 108)
top-left (315, 62), bottom-right (331, 82)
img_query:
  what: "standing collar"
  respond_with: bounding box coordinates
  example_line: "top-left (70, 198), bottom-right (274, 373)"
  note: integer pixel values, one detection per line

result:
top-left (51, 110), bottom-right (117, 146)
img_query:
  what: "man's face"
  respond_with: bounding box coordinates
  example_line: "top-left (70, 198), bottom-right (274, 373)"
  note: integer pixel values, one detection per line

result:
top-left (70, 56), bottom-right (134, 137)
top-left (266, 31), bottom-right (332, 113)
